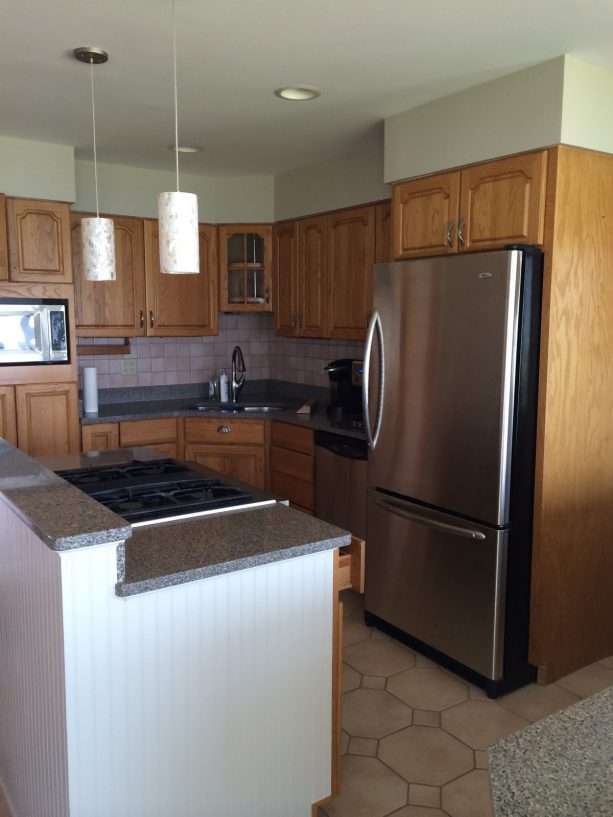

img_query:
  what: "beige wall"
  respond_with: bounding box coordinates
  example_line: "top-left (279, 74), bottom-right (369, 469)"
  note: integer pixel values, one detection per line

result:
top-left (74, 160), bottom-right (274, 222)
top-left (384, 57), bottom-right (566, 183)
top-left (274, 128), bottom-right (391, 220)
top-left (0, 135), bottom-right (76, 201)
top-left (561, 56), bottom-right (613, 154)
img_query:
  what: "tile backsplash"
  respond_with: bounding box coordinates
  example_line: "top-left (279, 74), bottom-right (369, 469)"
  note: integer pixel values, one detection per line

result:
top-left (77, 313), bottom-right (364, 390)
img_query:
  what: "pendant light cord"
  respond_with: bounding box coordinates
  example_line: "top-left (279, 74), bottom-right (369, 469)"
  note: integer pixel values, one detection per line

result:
top-left (172, 0), bottom-right (180, 192)
top-left (89, 57), bottom-right (100, 218)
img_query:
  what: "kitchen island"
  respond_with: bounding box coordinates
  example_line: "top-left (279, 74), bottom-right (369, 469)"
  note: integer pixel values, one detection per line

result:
top-left (0, 440), bottom-right (350, 817)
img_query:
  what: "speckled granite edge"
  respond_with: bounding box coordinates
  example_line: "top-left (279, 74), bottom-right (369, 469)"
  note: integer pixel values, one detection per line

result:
top-left (488, 685), bottom-right (613, 817)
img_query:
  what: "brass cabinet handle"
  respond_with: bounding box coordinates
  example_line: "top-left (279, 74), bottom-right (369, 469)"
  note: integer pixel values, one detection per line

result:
top-left (217, 425), bottom-right (231, 433)
top-left (149, 310), bottom-right (154, 328)
top-left (139, 310), bottom-right (145, 329)
top-left (446, 220), bottom-right (455, 247)
top-left (457, 217), bottom-right (465, 248)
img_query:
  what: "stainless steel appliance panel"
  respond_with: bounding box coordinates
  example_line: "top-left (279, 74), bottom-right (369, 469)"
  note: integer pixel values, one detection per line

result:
top-left (0, 299), bottom-right (69, 365)
top-left (365, 488), bottom-right (508, 680)
top-left (315, 433), bottom-right (367, 539)
top-left (366, 250), bottom-right (522, 526)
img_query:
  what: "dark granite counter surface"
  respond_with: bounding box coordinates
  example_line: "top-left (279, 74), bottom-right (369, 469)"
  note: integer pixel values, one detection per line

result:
top-left (488, 685), bottom-right (613, 816)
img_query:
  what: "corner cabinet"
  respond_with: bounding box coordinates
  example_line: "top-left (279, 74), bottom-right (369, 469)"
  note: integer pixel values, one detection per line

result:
top-left (392, 150), bottom-right (548, 259)
top-left (6, 198), bottom-right (73, 283)
top-left (183, 417), bottom-right (267, 489)
top-left (218, 224), bottom-right (272, 312)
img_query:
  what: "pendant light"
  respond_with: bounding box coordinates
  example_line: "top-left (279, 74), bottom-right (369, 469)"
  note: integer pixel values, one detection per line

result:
top-left (73, 47), bottom-right (116, 281)
top-left (158, 0), bottom-right (199, 274)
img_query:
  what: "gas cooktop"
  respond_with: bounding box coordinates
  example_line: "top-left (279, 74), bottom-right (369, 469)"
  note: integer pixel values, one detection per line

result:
top-left (57, 459), bottom-right (275, 526)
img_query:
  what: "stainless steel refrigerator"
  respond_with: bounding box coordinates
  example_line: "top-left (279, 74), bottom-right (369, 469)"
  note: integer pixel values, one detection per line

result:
top-left (362, 247), bottom-right (543, 698)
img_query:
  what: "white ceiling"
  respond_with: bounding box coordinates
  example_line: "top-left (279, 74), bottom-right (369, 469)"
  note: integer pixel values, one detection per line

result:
top-left (1, 0), bottom-right (613, 177)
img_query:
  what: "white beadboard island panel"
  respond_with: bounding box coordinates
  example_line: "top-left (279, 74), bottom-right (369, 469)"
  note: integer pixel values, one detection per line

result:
top-left (0, 500), bottom-right (70, 817)
top-left (60, 542), bottom-right (334, 817)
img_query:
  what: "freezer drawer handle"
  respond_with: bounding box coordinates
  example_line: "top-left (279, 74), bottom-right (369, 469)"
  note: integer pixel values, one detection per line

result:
top-left (363, 309), bottom-right (385, 450)
top-left (375, 496), bottom-right (486, 540)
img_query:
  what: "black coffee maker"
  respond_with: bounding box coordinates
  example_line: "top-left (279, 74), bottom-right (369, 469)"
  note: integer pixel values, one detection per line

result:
top-left (325, 359), bottom-right (363, 424)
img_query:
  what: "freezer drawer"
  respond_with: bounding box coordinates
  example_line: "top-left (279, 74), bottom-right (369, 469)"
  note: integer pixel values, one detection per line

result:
top-left (365, 489), bottom-right (508, 680)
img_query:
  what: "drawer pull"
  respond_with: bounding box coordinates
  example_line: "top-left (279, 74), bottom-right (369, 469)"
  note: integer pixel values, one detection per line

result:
top-left (217, 425), bottom-right (231, 433)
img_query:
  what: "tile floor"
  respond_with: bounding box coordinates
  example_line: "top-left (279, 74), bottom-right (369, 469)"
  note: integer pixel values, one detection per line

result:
top-left (320, 590), bottom-right (613, 817)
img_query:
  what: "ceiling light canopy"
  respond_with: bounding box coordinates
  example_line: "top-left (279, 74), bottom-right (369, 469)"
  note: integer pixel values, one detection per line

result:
top-left (169, 145), bottom-right (202, 153)
top-left (74, 46), bottom-right (116, 282)
top-left (274, 85), bottom-right (321, 101)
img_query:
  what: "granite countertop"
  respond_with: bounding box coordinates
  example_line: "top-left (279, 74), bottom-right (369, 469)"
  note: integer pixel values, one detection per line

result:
top-left (488, 685), bottom-right (613, 816)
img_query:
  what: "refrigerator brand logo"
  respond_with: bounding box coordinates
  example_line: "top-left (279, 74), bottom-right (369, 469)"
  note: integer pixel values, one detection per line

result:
top-left (478, 272), bottom-right (492, 279)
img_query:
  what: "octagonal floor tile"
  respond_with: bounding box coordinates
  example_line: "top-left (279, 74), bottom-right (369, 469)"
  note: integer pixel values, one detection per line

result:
top-left (344, 638), bottom-right (416, 677)
top-left (324, 755), bottom-right (408, 817)
top-left (379, 725), bottom-right (473, 785)
top-left (343, 617), bottom-right (372, 647)
top-left (442, 769), bottom-right (493, 817)
top-left (342, 663), bottom-right (361, 693)
top-left (342, 688), bottom-right (413, 738)
top-left (386, 808), bottom-right (447, 817)
top-left (441, 700), bottom-right (529, 750)
top-left (387, 667), bottom-right (469, 711)
top-left (555, 662), bottom-right (613, 698)
top-left (498, 681), bottom-right (580, 722)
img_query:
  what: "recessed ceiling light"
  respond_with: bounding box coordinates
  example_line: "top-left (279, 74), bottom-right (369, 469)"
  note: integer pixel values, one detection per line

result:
top-left (274, 85), bottom-right (321, 101)
top-left (168, 145), bottom-right (202, 153)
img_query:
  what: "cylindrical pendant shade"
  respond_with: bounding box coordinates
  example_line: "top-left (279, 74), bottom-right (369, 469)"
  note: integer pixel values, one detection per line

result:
top-left (158, 191), bottom-right (200, 274)
top-left (81, 217), bottom-right (116, 281)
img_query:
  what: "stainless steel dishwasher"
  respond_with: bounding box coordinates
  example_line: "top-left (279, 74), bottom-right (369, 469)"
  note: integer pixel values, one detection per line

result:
top-left (314, 430), bottom-right (368, 539)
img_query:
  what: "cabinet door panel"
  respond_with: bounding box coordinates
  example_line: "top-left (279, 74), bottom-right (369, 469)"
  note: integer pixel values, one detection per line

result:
top-left (7, 199), bottom-right (72, 283)
top-left (184, 444), bottom-right (265, 489)
top-left (299, 216), bottom-right (327, 338)
top-left (392, 173), bottom-right (460, 259)
top-left (218, 224), bottom-right (272, 313)
top-left (82, 423), bottom-right (120, 452)
top-left (72, 215), bottom-right (146, 336)
top-left (326, 206), bottom-right (375, 341)
top-left (16, 382), bottom-right (79, 457)
top-left (0, 386), bottom-right (17, 446)
top-left (0, 194), bottom-right (8, 281)
top-left (144, 221), bottom-right (218, 336)
top-left (273, 222), bottom-right (299, 337)
top-left (459, 151), bottom-right (547, 251)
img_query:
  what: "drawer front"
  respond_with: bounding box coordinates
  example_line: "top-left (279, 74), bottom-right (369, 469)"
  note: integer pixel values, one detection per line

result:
top-left (271, 471), bottom-right (314, 511)
top-left (270, 444), bottom-right (313, 483)
top-left (120, 417), bottom-right (177, 446)
top-left (184, 417), bottom-right (265, 445)
top-left (271, 421), bottom-right (314, 455)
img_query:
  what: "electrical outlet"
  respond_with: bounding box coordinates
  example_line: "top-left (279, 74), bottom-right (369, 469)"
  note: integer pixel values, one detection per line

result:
top-left (121, 358), bottom-right (138, 375)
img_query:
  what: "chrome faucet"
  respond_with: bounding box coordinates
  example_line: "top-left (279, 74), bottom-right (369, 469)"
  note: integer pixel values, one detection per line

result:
top-left (231, 345), bottom-right (246, 403)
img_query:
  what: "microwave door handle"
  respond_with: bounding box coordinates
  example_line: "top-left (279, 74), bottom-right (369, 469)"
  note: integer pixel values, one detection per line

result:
top-left (362, 309), bottom-right (385, 449)
top-left (375, 495), bottom-right (486, 540)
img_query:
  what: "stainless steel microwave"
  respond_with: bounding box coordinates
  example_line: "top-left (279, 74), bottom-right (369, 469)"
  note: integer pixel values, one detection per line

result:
top-left (0, 298), bottom-right (70, 365)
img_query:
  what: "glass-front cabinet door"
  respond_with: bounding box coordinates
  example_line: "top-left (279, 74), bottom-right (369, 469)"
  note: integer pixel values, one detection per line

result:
top-left (218, 224), bottom-right (272, 312)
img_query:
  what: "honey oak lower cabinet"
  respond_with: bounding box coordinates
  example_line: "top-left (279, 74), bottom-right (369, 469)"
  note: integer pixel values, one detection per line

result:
top-left (6, 198), bottom-right (73, 283)
top-left (392, 149), bottom-right (548, 259)
top-left (81, 423), bottom-right (119, 452)
top-left (82, 417), bottom-right (178, 458)
top-left (183, 417), bottom-right (266, 489)
top-left (270, 421), bottom-right (314, 513)
top-left (0, 385), bottom-right (17, 446)
top-left (15, 382), bottom-right (79, 457)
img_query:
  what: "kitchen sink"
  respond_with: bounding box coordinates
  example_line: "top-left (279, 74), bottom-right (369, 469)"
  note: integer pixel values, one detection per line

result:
top-left (189, 402), bottom-right (287, 413)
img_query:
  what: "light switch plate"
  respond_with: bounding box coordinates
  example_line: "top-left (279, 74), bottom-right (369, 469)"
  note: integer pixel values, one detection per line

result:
top-left (121, 358), bottom-right (138, 375)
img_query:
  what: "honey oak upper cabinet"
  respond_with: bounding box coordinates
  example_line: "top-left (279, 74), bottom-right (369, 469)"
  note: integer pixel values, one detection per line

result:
top-left (218, 224), bottom-right (272, 312)
top-left (6, 198), bottom-right (73, 283)
top-left (273, 221), bottom-right (299, 336)
top-left (326, 206), bottom-right (375, 340)
top-left (300, 215), bottom-right (328, 338)
top-left (392, 150), bottom-right (548, 259)
top-left (143, 220), bottom-right (218, 337)
top-left (72, 214), bottom-right (146, 337)
top-left (15, 382), bottom-right (79, 457)
top-left (0, 195), bottom-right (8, 281)
top-left (374, 200), bottom-right (392, 264)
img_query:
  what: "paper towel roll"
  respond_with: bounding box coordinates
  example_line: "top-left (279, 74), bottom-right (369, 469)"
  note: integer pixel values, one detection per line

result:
top-left (83, 366), bottom-right (99, 415)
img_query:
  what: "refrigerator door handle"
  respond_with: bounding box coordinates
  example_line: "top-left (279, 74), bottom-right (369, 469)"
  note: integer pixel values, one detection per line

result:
top-left (363, 309), bottom-right (385, 449)
top-left (375, 495), bottom-right (486, 540)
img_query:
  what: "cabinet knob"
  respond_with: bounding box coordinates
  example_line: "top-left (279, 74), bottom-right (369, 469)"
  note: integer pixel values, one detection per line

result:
top-left (139, 310), bottom-right (145, 329)
top-left (217, 425), bottom-right (231, 434)
top-left (149, 310), bottom-right (154, 328)
top-left (457, 217), bottom-right (465, 248)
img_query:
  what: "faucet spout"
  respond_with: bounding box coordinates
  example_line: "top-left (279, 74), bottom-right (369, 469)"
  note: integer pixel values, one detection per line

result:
top-left (231, 345), bottom-right (246, 403)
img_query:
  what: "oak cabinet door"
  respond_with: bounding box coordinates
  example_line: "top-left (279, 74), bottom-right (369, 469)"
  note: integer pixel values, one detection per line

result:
top-left (0, 385), bottom-right (17, 446)
top-left (218, 224), bottom-right (272, 312)
top-left (72, 214), bottom-right (146, 336)
top-left (144, 220), bottom-right (218, 336)
top-left (298, 216), bottom-right (327, 338)
top-left (183, 443), bottom-right (266, 489)
top-left (374, 200), bottom-right (392, 264)
top-left (458, 151), bottom-right (547, 251)
top-left (82, 423), bottom-right (120, 452)
top-left (326, 206), bottom-right (375, 341)
top-left (0, 194), bottom-right (8, 281)
top-left (16, 382), bottom-right (79, 457)
top-left (7, 198), bottom-right (73, 283)
top-left (273, 221), bottom-right (299, 337)
top-left (392, 172), bottom-right (460, 259)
